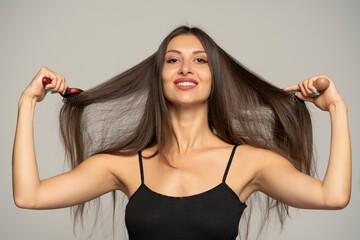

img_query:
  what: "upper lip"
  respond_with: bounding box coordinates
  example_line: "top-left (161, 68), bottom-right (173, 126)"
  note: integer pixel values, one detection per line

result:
top-left (174, 78), bottom-right (198, 85)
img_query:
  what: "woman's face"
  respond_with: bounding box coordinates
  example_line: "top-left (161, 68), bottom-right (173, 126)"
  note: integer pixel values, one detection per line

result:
top-left (162, 34), bottom-right (211, 106)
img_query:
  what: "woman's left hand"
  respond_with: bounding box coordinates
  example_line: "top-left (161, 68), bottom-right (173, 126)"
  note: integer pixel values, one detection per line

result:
top-left (283, 74), bottom-right (345, 111)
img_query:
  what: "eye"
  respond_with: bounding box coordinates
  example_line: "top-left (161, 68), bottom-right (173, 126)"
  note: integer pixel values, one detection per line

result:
top-left (166, 58), bottom-right (178, 63)
top-left (195, 58), bottom-right (208, 64)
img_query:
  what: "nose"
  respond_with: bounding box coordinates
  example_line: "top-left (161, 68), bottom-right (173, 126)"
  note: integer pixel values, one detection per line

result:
top-left (178, 59), bottom-right (192, 75)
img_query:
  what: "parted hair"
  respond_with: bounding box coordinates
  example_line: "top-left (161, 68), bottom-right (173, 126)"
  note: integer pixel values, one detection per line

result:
top-left (59, 25), bottom-right (315, 239)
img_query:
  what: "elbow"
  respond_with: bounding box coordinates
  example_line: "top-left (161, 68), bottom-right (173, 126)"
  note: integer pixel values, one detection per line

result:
top-left (336, 195), bottom-right (350, 209)
top-left (325, 194), bottom-right (351, 210)
top-left (13, 196), bottom-right (36, 209)
top-left (14, 197), bottom-right (26, 209)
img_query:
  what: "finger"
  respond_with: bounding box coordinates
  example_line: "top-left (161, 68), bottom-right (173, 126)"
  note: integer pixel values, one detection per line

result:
top-left (40, 67), bottom-right (53, 83)
top-left (53, 74), bottom-right (63, 92)
top-left (64, 81), bottom-right (68, 90)
top-left (53, 80), bottom-right (65, 94)
top-left (302, 79), bottom-right (313, 95)
top-left (296, 91), bottom-right (314, 103)
top-left (59, 75), bottom-right (68, 92)
top-left (307, 78), bottom-right (321, 97)
top-left (44, 73), bottom-right (57, 89)
top-left (60, 80), bottom-right (66, 93)
top-left (307, 77), bottom-right (318, 92)
top-left (283, 85), bottom-right (300, 92)
top-left (298, 82), bottom-right (309, 97)
top-left (45, 71), bottom-right (59, 88)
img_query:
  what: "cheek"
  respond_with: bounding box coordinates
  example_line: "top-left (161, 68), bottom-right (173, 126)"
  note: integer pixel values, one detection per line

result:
top-left (161, 74), bottom-right (171, 100)
top-left (201, 70), bottom-right (212, 88)
top-left (162, 83), bottom-right (173, 102)
top-left (161, 67), bottom-right (172, 85)
top-left (161, 72), bottom-right (170, 89)
top-left (198, 66), bottom-right (211, 81)
top-left (161, 66), bottom-right (177, 93)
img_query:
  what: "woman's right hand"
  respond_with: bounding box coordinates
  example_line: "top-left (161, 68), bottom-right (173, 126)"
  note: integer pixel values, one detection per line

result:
top-left (21, 66), bottom-right (69, 102)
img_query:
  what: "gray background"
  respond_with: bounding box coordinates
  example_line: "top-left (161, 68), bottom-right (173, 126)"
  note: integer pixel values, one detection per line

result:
top-left (1, 0), bottom-right (359, 239)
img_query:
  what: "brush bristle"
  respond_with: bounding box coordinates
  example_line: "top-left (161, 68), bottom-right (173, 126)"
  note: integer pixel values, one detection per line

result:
top-left (62, 93), bottom-right (83, 106)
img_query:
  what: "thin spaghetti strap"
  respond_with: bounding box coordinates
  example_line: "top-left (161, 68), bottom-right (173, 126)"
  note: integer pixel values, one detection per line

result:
top-left (138, 151), bottom-right (144, 184)
top-left (222, 144), bottom-right (239, 183)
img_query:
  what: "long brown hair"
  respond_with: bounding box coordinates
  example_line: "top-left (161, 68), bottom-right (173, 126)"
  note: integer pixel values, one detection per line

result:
top-left (59, 25), bottom-right (315, 239)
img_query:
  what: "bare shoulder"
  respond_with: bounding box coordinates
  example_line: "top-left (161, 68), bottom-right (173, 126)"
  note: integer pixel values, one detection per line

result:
top-left (92, 146), bottom-right (159, 198)
top-left (85, 152), bottom-right (137, 169)
top-left (237, 144), bottom-right (293, 171)
top-left (87, 152), bottom-right (140, 195)
top-left (234, 144), bottom-right (293, 192)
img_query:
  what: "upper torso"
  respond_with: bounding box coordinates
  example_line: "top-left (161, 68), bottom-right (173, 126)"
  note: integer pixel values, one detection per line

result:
top-left (98, 143), bottom-right (262, 239)
top-left (112, 143), bottom-right (259, 204)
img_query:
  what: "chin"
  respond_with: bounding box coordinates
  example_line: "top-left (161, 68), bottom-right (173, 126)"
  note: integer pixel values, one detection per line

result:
top-left (166, 98), bottom-right (208, 107)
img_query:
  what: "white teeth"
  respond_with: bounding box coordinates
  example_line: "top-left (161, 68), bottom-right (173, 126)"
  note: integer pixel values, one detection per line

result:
top-left (176, 82), bottom-right (197, 86)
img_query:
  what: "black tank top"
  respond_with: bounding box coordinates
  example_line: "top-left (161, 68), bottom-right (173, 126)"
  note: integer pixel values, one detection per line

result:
top-left (125, 144), bottom-right (247, 240)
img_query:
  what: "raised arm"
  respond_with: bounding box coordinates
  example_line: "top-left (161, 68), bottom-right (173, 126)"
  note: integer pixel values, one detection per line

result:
top-left (12, 67), bottom-right (121, 209)
top-left (252, 74), bottom-right (351, 209)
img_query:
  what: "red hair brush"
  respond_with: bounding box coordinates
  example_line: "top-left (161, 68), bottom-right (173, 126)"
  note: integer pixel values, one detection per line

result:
top-left (42, 77), bottom-right (84, 106)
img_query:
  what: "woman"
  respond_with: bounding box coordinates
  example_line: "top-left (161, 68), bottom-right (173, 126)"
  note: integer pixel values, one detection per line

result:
top-left (13, 26), bottom-right (351, 240)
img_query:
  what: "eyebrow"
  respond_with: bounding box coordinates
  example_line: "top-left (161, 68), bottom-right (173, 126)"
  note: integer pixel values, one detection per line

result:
top-left (165, 50), bottom-right (206, 54)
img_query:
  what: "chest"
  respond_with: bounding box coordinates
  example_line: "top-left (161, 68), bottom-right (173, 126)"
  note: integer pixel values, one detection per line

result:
top-left (125, 182), bottom-right (247, 240)
top-left (118, 146), bottom-right (255, 203)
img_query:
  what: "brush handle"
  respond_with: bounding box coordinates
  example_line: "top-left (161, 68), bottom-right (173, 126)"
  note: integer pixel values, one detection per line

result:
top-left (42, 77), bottom-right (52, 86)
top-left (309, 77), bottom-right (330, 97)
top-left (313, 77), bottom-right (330, 91)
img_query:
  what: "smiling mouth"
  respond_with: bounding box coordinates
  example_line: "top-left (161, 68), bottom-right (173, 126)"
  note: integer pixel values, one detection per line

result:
top-left (174, 81), bottom-right (198, 91)
top-left (173, 78), bottom-right (199, 85)
top-left (175, 82), bottom-right (197, 86)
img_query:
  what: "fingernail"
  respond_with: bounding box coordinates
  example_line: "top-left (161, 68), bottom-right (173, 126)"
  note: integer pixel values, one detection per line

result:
top-left (62, 90), bottom-right (66, 95)
top-left (310, 90), bottom-right (320, 97)
top-left (44, 89), bottom-right (51, 93)
top-left (51, 91), bottom-right (57, 94)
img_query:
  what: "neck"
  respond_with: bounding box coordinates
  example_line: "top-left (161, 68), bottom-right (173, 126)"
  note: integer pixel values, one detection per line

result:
top-left (167, 102), bottom-right (216, 154)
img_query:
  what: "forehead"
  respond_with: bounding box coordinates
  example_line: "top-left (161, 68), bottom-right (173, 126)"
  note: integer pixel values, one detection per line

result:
top-left (166, 34), bottom-right (205, 52)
